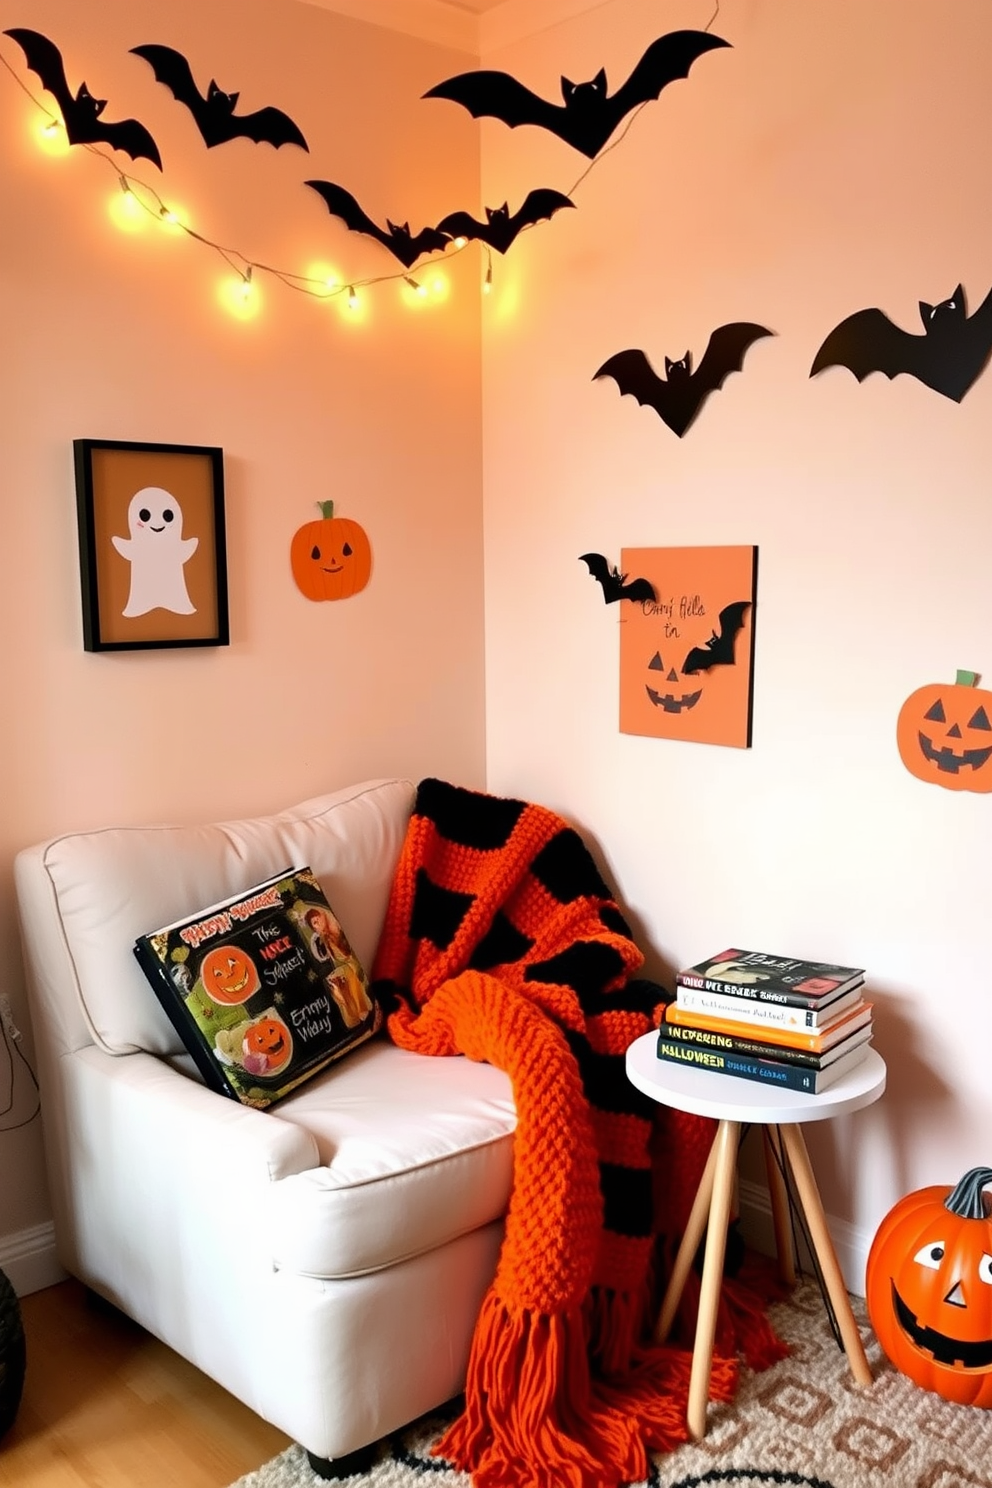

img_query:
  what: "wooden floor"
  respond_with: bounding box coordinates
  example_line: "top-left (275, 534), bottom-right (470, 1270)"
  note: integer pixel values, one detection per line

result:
top-left (0, 1279), bottom-right (291, 1487)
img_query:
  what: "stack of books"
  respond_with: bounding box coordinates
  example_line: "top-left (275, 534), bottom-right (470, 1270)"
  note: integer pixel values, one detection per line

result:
top-left (657, 947), bottom-right (873, 1094)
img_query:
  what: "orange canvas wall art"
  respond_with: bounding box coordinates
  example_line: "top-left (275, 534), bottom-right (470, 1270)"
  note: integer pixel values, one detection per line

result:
top-left (619, 545), bottom-right (757, 748)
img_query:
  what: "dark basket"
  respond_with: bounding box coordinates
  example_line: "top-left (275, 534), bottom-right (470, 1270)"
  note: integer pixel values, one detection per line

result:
top-left (0, 1267), bottom-right (25, 1439)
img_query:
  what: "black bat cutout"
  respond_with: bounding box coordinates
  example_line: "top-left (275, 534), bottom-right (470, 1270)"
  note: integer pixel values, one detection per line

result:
top-left (130, 44), bottom-right (308, 151)
top-left (594, 324), bottom-right (773, 437)
top-left (810, 284), bottom-right (992, 403)
top-left (437, 189), bottom-right (574, 255)
top-left (424, 30), bottom-right (730, 159)
top-left (579, 554), bottom-right (657, 605)
top-left (5, 28), bottom-right (162, 168)
top-left (305, 181), bottom-right (449, 268)
top-left (682, 601), bottom-right (751, 674)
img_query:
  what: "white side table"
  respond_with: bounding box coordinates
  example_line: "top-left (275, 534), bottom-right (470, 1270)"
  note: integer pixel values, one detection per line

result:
top-left (626, 1031), bottom-right (886, 1440)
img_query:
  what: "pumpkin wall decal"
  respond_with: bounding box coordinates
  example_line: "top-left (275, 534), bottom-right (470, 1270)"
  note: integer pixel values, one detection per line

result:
top-left (897, 669), bottom-right (992, 792)
top-left (291, 500), bottom-right (372, 602)
top-left (866, 1165), bottom-right (992, 1406)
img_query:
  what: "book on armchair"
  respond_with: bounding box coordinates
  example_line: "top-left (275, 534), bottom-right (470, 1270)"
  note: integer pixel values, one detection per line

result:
top-left (133, 865), bottom-right (381, 1109)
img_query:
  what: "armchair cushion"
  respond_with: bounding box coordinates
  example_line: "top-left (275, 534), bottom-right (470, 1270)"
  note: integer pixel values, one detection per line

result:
top-left (25, 778), bottom-right (413, 1058)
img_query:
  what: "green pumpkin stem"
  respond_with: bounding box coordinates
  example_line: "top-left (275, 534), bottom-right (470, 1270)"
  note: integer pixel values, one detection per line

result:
top-left (944, 1166), bottom-right (992, 1219)
top-left (317, 500), bottom-right (334, 520)
top-left (955, 670), bottom-right (979, 687)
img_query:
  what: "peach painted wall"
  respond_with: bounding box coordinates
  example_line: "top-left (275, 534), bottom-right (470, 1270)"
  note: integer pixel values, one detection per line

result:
top-left (479, 0), bottom-right (992, 1285)
top-left (0, 0), bottom-right (484, 1261)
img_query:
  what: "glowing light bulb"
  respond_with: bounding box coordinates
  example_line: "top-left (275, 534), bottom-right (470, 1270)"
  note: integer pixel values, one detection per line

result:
top-left (108, 176), bottom-right (146, 231)
top-left (403, 276), bottom-right (427, 297)
top-left (453, 237), bottom-right (468, 250)
top-left (483, 263), bottom-right (493, 295)
top-left (347, 285), bottom-right (359, 310)
top-left (36, 114), bottom-right (70, 155)
top-left (159, 205), bottom-right (179, 225)
top-left (219, 266), bottom-right (261, 319)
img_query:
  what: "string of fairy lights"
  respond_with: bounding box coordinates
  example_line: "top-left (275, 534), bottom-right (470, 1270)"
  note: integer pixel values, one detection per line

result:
top-left (0, 1), bottom-right (720, 322)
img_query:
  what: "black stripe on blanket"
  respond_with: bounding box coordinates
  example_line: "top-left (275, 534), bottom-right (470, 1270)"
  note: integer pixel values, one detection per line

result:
top-left (416, 778), bottom-right (525, 849)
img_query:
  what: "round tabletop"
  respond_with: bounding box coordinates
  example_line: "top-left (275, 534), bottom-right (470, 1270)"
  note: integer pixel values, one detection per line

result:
top-left (625, 1030), bottom-right (886, 1125)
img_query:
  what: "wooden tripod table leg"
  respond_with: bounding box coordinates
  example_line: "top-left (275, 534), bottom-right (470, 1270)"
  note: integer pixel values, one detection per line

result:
top-left (687, 1118), bottom-right (739, 1440)
top-left (655, 1128), bottom-right (720, 1343)
top-left (778, 1123), bottom-right (872, 1386)
top-left (763, 1126), bottom-right (796, 1287)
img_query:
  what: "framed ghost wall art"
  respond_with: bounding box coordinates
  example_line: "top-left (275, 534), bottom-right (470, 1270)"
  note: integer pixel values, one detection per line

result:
top-left (73, 438), bottom-right (229, 651)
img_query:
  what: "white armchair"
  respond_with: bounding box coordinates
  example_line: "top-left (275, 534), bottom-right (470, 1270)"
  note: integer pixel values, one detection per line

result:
top-left (14, 778), bottom-right (516, 1476)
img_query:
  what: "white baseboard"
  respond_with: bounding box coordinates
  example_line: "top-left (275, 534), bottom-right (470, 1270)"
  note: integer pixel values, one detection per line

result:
top-left (0, 1222), bottom-right (67, 1297)
top-left (738, 1177), bottom-right (870, 1297)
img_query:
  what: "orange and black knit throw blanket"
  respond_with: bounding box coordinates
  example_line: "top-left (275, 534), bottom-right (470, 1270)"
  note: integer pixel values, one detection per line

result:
top-left (371, 779), bottom-right (781, 1488)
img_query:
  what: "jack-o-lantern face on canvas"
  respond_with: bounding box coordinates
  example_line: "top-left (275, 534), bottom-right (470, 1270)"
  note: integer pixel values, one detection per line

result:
top-left (200, 944), bottom-right (260, 1005)
top-left (619, 548), bottom-right (758, 749)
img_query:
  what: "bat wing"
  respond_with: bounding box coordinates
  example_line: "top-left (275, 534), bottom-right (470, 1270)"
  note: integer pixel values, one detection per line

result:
top-left (682, 601), bottom-right (751, 674)
top-left (810, 307), bottom-right (926, 384)
top-left (97, 117), bottom-right (162, 168)
top-left (957, 284), bottom-right (992, 393)
top-left (594, 350), bottom-right (678, 428)
top-left (605, 30), bottom-right (731, 131)
top-left (306, 180), bottom-right (391, 247)
top-left (424, 69), bottom-right (564, 133)
top-left (219, 103), bottom-right (308, 150)
top-left (131, 44), bottom-right (206, 115)
top-left (618, 576), bottom-right (657, 603)
top-left (4, 28), bottom-right (75, 117)
top-left (507, 188), bottom-right (575, 233)
top-left (579, 553), bottom-right (621, 603)
top-left (435, 208), bottom-right (485, 243)
top-left (693, 323), bottom-right (774, 397)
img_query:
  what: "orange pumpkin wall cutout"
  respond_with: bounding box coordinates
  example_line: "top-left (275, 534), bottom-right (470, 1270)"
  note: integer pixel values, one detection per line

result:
top-left (291, 501), bottom-right (372, 601)
top-left (896, 670), bottom-right (992, 792)
top-left (866, 1166), bottom-right (992, 1407)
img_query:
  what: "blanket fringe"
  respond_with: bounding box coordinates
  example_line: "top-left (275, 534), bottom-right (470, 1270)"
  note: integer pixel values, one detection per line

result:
top-left (435, 1291), bottom-right (610, 1488)
top-left (433, 1289), bottom-right (740, 1488)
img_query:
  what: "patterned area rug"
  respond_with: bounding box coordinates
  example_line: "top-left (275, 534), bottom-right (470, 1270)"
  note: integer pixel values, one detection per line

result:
top-left (230, 1281), bottom-right (992, 1488)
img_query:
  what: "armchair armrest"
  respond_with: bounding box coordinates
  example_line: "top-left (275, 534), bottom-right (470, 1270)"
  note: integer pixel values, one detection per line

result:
top-left (58, 1046), bottom-right (321, 1346)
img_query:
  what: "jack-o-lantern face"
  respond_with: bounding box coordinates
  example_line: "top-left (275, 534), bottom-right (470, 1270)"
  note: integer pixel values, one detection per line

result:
top-left (645, 650), bottom-right (703, 713)
top-left (866, 1166), bottom-right (992, 1407)
top-left (291, 500), bottom-right (372, 602)
top-left (241, 1015), bottom-right (292, 1076)
top-left (200, 945), bottom-right (260, 1005)
top-left (897, 672), bottom-right (992, 792)
top-left (645, 601), bottom-right (751, 714)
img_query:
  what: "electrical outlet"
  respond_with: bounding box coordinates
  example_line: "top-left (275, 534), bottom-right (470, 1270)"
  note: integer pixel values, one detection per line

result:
top-left (0, 994), bottom-right (21, 1042)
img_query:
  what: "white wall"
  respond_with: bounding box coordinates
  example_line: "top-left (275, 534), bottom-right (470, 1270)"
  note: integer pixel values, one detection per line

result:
top-left (479, 0), bottom-right (992, 1286)
top-left (0, 0), bottom-right (485, 1285)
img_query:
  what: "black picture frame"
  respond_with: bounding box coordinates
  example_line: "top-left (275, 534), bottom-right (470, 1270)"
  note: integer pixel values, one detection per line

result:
top-left (74, 438), bottom-right (229, 652)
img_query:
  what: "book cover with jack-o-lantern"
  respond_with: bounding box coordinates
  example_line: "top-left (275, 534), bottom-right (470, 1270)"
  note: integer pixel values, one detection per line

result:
top-left (619, 545), bottom-right (757, 748)
top-left (134, 866), bottom-right (380, 1108)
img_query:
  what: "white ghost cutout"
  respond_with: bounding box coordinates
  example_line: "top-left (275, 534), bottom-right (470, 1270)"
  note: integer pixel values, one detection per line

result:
top-left (112, 487), bottom-right (198, 617)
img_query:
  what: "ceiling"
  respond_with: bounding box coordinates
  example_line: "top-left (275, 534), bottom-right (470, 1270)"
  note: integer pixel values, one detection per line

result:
top-left (298, 0), bottom-right (594, 52)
